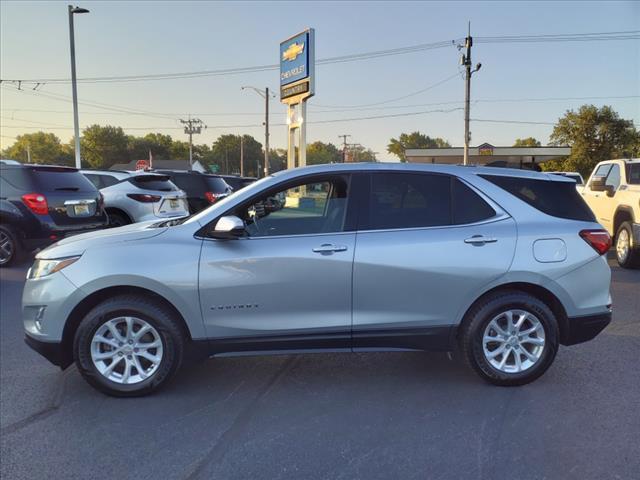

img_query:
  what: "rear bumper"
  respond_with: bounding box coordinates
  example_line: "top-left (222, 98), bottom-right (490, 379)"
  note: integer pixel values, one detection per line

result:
top-left (24, 334), bottom-right (69, 368)
top-left (23, 224), bottom-right (108, 251)
top-left (562, 310), bottom-right (612, 346)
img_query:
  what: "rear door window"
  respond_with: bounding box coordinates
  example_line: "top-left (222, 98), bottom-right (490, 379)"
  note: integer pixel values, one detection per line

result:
top-left (452, 178), bottom-right (496, 224)
top-left (628, 163), bottom-right (640, 185)
top-left (84, 173), bottom-right (103, 189)
top-left (479, 174), bottom-right (595, 221)
top-left (364, 173), bottom-right (451, 230)
top-left (100, 174), bottom-right (119, 188)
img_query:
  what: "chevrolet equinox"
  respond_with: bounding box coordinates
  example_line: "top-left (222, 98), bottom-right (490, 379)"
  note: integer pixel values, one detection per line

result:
top-left (23, 163), bottom-right (612, 396)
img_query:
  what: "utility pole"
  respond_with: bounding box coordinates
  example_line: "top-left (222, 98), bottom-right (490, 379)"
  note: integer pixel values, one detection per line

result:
top-left (264, 87), bottom-right (270, 177)
top-left (240, 135), bottom-right (244, 177)
top-left (180, 117), bottom-right (206, 169)
top-left (68, 5), bottom-right (89, 169)
top-left (338, 134), bottom-right (351, 163)
top-left (26, 143), bottom-right (31, 163)
top-left (461, 22), bottom-right (481, 165)
top-left (241, 86), bottom-right (272, 177)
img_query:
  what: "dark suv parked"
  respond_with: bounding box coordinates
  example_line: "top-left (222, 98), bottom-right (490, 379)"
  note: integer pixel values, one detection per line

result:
top-left (154, 170), bottom-right (232, 213)
top-left (219, 175), bottom-right (256, 191)
top-left (0, 164), bottom-right (108, 267)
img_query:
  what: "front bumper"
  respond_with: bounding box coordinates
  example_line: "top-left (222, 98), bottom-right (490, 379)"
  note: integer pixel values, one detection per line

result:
top-left (24, 334), bottom-right (69, 368)
top-left (562, 310), bottom-right (612, 346)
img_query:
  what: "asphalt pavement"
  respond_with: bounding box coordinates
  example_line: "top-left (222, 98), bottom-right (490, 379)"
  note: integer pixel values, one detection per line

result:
top-left (1, 256), bottom-right (639, 480)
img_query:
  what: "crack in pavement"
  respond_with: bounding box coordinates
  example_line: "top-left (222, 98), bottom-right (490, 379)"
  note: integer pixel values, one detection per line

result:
top-left (1, 367), bottom-right (72, 436)
top-left (183, 356), bottom-right (299, 480)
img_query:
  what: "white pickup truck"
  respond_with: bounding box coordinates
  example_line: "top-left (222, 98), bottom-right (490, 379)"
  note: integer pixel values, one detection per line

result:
top-left (579, 158), bottom-right (640, 268)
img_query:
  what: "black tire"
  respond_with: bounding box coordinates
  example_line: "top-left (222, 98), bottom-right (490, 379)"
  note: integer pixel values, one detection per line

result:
top-left (615, 221), bottom-right (640, 269)
top-left (107, 211), bottom-right (131, 228)
top-left (0, 224), bottom-right (21, 268)
top-left (73, 295), bottom-right (185, 397)
top-left (460, 291), bottom-right (559, 386)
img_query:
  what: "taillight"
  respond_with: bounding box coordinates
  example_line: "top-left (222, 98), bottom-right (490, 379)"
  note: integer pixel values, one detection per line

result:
top-left (21, 193), bottom-right (49, 215)
top-left (579, 229), bottom-right (611, 255)
top-left (205, 192), bottom-right (222, 204)
top-left (127, 193), bottom-right (161, 203)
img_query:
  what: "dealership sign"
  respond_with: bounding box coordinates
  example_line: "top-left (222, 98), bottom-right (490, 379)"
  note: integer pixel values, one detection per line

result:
top-left (478, 143), bottom-right (494, 156)
top-left (280, 29), bottom-right (315, 101)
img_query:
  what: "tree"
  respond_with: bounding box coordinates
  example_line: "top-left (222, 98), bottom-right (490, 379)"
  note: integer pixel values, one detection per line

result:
top-left (128, 133), bottom-right (173, 160)
top-left (2, 132), bottom-right (70, 165)
top-left (306, 141), bottom-right (341, 165)
top-left (211, 134), bottom-right (263, 176)
top-left (549, 105), bottom-right (638, 177)
top-left (513, 137), bottom-right (541, 147)
top-left (387, 131), bottom-right (451, 161)
top-left (80, 125), bottom-right (129, 169)
top-left (269, 148), bottom-right (287, 173)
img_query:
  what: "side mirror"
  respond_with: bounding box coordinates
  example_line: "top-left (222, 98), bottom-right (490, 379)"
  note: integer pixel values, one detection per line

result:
top-left (590, 176), bottom-right (607, 192)
top-left (211, 215), bottom-right (245, 239)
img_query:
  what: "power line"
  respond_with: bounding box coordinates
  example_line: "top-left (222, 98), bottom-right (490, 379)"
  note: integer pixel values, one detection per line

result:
top-left (2, 30), bottom-right (637, 85)
top-left (471, 118), bottom-right (556, 125)
top-left (0, 39), bottom-right (459, 85)
top-left (310, 72), bottom-right (460, 109)
top-left (3, 95), bottom-right (637, 116)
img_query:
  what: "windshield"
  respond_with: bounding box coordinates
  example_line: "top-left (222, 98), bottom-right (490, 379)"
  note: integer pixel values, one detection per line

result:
top-left (184, 174), bottom-right (276, 226)
top-left (628, 163), bottom-right (640, 184)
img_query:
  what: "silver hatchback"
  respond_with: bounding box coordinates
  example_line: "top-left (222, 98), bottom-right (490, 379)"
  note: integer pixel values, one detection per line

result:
top-left (23, 163), bottom-right (612, 396)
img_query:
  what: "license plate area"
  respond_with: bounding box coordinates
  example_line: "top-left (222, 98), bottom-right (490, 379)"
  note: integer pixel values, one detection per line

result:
top-left (64, 200), bottom-right (95, 218)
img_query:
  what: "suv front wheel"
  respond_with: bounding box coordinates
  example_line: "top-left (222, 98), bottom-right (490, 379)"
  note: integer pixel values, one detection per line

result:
top-left (460, 291), bottom-right (559, 386)
top-left (74, 295), bottom-right (185, 396)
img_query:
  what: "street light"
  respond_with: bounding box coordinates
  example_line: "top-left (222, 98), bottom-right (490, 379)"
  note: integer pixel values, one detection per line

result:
top-left (241, 86), bottom-right (275, 177)
top-left (68, 5), bottom-right (89, 169)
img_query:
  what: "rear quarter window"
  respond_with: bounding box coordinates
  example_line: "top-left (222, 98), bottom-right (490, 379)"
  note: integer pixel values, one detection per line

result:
top-left (479, 174), bottom-right (595, 221)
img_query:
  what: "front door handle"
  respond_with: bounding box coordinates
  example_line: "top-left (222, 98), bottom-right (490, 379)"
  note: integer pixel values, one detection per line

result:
top-left (312, 244), bottom-right (348, 253)
top-left (464, 235), bottom-right (498, 245)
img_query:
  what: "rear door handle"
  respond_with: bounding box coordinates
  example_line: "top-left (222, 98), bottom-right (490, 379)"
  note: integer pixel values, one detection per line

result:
top-left (312, 244), bottom-right (348, 253)
top-left (464, 235), bottom-right (498, 245)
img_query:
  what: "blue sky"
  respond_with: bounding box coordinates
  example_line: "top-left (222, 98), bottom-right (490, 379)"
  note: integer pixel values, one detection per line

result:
top-left (1, 0), bottom-right (638, 160)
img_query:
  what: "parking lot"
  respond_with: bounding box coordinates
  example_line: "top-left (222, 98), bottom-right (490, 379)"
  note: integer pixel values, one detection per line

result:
top-left (0, 255), bottom-right (637, 480)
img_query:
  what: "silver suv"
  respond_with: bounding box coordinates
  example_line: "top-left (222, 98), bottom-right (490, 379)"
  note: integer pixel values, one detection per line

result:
top-left (81, 170), bottom-right (189, 226)
top-left (23, 163), bottom-right (612, 396)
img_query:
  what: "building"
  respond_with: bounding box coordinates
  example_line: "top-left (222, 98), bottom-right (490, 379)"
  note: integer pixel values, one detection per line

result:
top-left (405, 143), bottom-right (571, 169)
top-left (109, 159), bottom-right (208, 173)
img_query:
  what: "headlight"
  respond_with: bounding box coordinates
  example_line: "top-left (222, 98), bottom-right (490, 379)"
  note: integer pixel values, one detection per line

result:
top-left (27, 256), bottom-right (81, 280)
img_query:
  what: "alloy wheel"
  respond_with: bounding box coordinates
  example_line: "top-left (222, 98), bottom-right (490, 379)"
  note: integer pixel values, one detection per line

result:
top-left (91, 316), bottom-right (163, 384)
top-left (482, 309), bottom-right (545, 374)
top-left (0, 230), bottom-right (14, 265)
top-left (616, 228), bottom-right (630, 264)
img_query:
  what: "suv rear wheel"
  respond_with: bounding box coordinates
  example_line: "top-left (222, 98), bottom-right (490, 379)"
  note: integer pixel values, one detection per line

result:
top-left (74, 295), bottom-right (185, 396)
top-left (0, 224), bottom-right (20, 268)
top-left (460, 291), bottom-right (559, 386)
top-left (615, 221), bottom-right (640, 269)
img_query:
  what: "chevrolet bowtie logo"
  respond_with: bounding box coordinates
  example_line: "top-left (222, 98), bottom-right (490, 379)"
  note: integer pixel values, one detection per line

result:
top-left (282, 42), bottom-right (304, 62)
